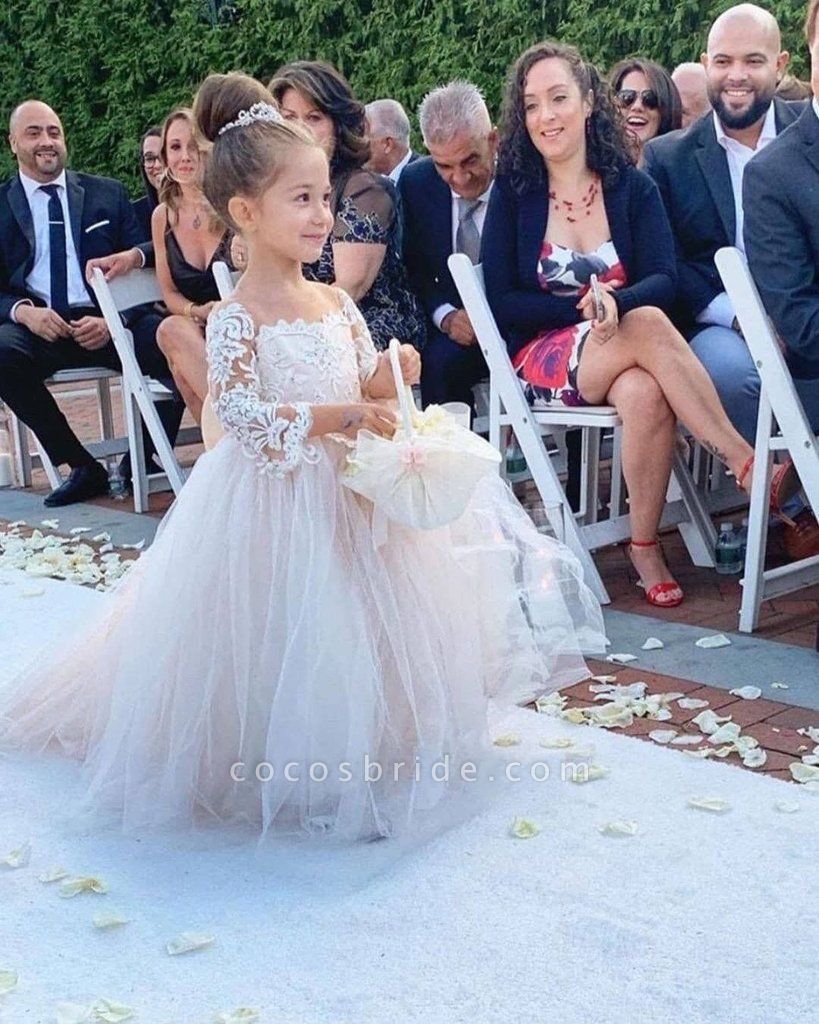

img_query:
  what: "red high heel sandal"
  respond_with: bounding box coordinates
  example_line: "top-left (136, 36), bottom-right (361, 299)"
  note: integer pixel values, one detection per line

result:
top-left (629, 539), bottom-right (684, 609)
top-left (736, 455), bottom-right (801, 525)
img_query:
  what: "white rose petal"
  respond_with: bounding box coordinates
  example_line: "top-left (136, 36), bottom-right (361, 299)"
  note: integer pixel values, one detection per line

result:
top-left (687, 796), bottom-right (731, 813)
top-left (539, 737), bottom-right (574, 748)
top-left (589, 674), bottom-right (618, 684)
top-left (569, 764), bottom-right (609, 784)
top-left (2, 842), bottom-right (31, 869)
top-left (771, 682), bottom-right (789, 690)
top-left (215, 1011), bottom-right (261, 1024)
top-left (40, 519), bottom-right (60, 529)
top-left (729, 685), bottom-right (762, 700)
top-left (671, 734), bottom-right (706, 746)
top-left (166, 931), bottom-right (215, 955)
top-left (742, 748), bottom-right (767, 768)
top-left (774, 800), bottom-right (801, 813)
top-left (119, 540), bottom-right (145, 551)
top-left (68, 527), bottom-right (92, 535)
top-left (694, 634), bottom-right (732, 649)
top-left (39, 866), bottom-right (70, 883)
top-left (90, 998), bottom-right (134, 1022)
top-left (535, 693), bottom-right (567, 715)
top-left (560, 707), bottom-right (589, 725)
top-left (19, 585), bottom-right (45, 598)
top-left (92, 912), bottom-right (132, 930)
top-left (684, 748), bottom-right (716, 759)
top-left (509, 817), bottom-right (540, 839)
top-left (648, 729), bottom-right (677, 744)
top-left (58, 876), bottom-right (109, 898)
top-left (691, 710), bottom-right (732, 735)
top-left (599, 820), bottom-right (638, 837)
top-left (790, 762), bottom-right (819, 784)
top-left (606, 653), bottom-right (637, 665)
top-left (641, 637), bottom-right (665, 650)
top-left (708, 722), bottom-right (742, 746)
top-left (677, 698), bottom-right (710, 710)
top-left (801, 754), bottom-right (819, 766)
top-left (492, 733), bottom-right (521, 747)
top-left (0, 968), bottom-right (18, 995)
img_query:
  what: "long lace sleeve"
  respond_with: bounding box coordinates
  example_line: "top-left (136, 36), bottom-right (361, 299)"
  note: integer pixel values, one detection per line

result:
top-left (205, 303), bottom-right (320, 476)
top-left (337, 289), bottom-right (378, 385)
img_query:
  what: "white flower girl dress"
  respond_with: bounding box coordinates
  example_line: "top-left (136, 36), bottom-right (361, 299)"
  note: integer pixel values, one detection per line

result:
top-left (0, 290), bottom-right (605, 842)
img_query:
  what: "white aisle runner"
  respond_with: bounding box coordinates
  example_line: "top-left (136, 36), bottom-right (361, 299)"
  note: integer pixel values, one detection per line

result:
top-left (0, 570), bottom-right (816, 1024)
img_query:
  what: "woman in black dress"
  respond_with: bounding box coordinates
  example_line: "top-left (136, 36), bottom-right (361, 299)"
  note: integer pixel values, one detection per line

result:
top-left (269, 60), bottom-right (425, 351)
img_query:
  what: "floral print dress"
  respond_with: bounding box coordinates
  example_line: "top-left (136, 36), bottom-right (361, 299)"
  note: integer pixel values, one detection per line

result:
top-left (512, 239), bottom-right (626, 406)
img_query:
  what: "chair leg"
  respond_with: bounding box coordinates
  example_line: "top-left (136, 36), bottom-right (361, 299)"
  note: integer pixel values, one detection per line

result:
top-left (489, 382), bottom-right (501, 451)
top-left (97, 378), bottom-right (116, 474)
top-left (33, 434), bottom-right (63, 490)
top-left (9, 411), bottom-right (33, 487)
top-left (670, 449), bottom-right (717, 568)
top-left (609, 426), bottom-right (626, 517)
top-left (739, 396), bottom-right (774, 634)
top-left (580, 428), bottom-right (601, 526)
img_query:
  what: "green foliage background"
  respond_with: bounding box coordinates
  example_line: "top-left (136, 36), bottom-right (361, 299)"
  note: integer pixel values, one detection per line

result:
top-left (0, 0), bottom-right (809, 193)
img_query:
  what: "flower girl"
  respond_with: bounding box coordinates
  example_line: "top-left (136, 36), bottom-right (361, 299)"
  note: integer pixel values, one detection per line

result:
top-left (0, 74), bottom-right (605, 842)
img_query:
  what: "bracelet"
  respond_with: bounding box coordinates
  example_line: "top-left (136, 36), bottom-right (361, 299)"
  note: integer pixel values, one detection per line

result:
top-left (183, 300), bottom-right (195, 320)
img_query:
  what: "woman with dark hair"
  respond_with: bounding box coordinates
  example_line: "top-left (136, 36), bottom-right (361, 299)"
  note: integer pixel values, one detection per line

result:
top-left (132, 126), bottom-right (163, 242)
top-left (483, 40), bottom-right (760, 609)
top-left (269, 60), bottom-right (425, 350)
top-left (610, 58), bottom-right (682, 165)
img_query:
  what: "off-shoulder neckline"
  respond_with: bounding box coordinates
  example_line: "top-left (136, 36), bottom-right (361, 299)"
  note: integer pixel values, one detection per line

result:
top-left (213, 294), bottom-right (355, 336)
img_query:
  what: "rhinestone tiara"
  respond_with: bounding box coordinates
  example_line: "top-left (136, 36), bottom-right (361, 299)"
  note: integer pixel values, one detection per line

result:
top-left (218, 102), bottom-right (286, 136)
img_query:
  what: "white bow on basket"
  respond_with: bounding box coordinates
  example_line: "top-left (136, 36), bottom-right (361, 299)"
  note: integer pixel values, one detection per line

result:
top-left (341, 338), bottom-right (501, 531)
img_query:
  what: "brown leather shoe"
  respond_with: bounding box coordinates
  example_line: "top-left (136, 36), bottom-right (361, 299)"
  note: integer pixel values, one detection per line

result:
top-left (782, 509), bottom-right (819, 561)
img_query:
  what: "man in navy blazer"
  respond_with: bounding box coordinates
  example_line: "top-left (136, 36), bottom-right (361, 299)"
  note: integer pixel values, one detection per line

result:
top-left (0, 100), bottom-right (179, 506)
top-left (742, 1), bottom-right (819, 558)
top-left (399, 81), bottom-right (497, 407)
top-left (644, 4), bottom-right (800, 445)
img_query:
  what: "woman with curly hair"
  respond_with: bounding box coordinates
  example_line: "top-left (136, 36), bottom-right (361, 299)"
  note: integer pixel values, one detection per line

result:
top-left (269, 60), bottom-right (425, 350)
top-left (483, 40), bottom-right (758, 609)
top-left (609, 58), bottom-right (682, 165)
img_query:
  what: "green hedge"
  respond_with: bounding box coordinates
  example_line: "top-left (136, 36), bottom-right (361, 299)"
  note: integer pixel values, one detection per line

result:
top-left (0, 0), bottom-right (809, 193)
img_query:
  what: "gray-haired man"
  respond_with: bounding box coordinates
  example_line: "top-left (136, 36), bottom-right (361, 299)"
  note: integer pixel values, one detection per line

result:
top-left (365, 99), bottom-right (417, 182)
top-left (399, 80), bottom-right (496, 406)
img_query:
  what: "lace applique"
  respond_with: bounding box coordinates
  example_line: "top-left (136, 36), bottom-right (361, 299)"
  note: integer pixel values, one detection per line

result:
top-left (338, 290), bottom-right (378, 385)
top-left (206, 303), bottom-right (320, 477)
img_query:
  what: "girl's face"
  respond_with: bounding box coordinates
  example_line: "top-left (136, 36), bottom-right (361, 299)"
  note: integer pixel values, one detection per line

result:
top-left (164, 117), bottom-right (201, 186)
top-left (523, 58), bottom-right (592, 167)
top-left (278, 88), bottom-right (336, 159)
top-left (142, 135), bottom-right (164, 189)
top-left (617, 69), bottom-right (662, 145)
top-left (239, 145), bottom-right (334, 264)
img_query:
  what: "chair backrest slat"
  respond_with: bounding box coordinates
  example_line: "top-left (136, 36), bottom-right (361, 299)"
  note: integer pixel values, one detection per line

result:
top-left (212, 261), bottom-right (241, 301)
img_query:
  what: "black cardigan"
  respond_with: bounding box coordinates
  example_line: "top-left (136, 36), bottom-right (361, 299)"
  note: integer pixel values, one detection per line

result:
top-left (481, 165), bottom-right (677, 354)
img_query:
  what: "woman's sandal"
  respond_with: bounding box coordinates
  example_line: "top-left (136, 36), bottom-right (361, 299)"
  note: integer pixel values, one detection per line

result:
top-left (629, 539), bottom-right (685, 609)
top-left (736, 455), bottom-right (802, 525)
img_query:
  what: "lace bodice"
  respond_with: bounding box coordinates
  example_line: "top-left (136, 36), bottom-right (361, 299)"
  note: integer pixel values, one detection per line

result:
top-left (205, 290), bottom-right (379, 477)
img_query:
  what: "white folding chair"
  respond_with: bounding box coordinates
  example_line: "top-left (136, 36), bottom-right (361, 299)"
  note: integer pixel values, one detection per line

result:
top-left (715, 246), bottom-right (819, 632)
top-left (212, 261), bottom-right (241, 300)
top-left (448, 253), bottom-right (716, 603)
top-left (7, 367), bottom-right (124, 491)
top-left (90, 267), bottom-right (200, 512)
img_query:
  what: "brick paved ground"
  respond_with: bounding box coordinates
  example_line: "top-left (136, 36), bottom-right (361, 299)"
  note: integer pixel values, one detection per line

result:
top-left (7, 384), bottom-right (819, 653)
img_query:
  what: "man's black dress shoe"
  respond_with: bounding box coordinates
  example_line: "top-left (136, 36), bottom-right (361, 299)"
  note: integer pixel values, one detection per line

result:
top-left (44, 463), bottom-right (110, 507)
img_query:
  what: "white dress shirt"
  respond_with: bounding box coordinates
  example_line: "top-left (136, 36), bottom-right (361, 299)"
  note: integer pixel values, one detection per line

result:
top-left (15, 169), bottom-right (90, 314)
top-left (696, 105), bottom-right (777, 329)
top-left (388, 149), bottom-right (413, 184)
top-left (433, 181), bottom-right (494, 330)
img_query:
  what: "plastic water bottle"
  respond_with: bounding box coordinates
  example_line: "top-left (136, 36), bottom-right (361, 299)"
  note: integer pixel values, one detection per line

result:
top-left (738, 517), bottom-right (749, 563)
top-left (715, 522), bottom-right (743, 575)
top-left (505, 437), bottom-right (527, 476)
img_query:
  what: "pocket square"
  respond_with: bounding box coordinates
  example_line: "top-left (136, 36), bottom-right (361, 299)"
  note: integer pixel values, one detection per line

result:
top-left (85, 219), bottom-right (110, 233)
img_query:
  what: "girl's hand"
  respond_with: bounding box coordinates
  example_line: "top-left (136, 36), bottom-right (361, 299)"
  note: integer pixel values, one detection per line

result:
top-left (338, 402), bottom-right (397, 439)
top-left (396, 344), bottom-right (421, 386)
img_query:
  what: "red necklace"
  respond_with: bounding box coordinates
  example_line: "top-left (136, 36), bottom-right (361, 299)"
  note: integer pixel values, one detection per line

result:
top-left (548, 178), bottom-right (599, 223)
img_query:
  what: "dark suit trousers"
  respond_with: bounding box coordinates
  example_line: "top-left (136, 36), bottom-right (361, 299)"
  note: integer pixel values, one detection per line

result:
top-left (420, 328), bottom-right (488, 408)
top-left (0, 310), bottom-right (183, 469)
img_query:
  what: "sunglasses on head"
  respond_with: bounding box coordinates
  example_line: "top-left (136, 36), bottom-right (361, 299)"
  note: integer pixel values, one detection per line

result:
top-left (617, 88), bottom-right (659, 110)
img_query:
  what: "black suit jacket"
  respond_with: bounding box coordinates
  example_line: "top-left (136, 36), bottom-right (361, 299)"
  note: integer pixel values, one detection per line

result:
top-left (644, 98), bottom-right (803, 330)
top-left (0, 169), bottom-right (145, 323)
top-left (744, 105), bottom-right (819, 379)
top-left (398, 156), bottom-right (460, 321)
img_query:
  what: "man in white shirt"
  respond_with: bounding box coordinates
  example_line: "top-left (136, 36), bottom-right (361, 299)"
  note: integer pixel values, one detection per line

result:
top-left (645, 3), bottom-right (802, 445)
top-left (365, 99), bottom-right (416, 183)
top-left (0, 100), bottom-right (179, 506)
top-left (399, 81), bottom-right (497, 406)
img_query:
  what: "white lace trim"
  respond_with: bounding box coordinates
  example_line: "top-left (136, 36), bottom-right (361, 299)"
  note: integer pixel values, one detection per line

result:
top-left (207, 304), bottom-right (320, 477)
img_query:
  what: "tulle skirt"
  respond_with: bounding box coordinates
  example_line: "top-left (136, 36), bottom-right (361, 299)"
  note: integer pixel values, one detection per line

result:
top-left (0, 436), bottom-right (606, 843)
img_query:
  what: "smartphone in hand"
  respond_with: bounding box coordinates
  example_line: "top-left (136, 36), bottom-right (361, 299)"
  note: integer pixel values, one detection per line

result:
top-left (590, 274), bottom-right (606, 323)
